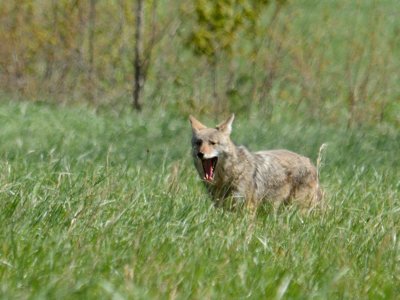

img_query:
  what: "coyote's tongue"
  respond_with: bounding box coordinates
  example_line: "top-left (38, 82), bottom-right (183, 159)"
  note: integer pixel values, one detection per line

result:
top-left (202, 159), bottom-right (214, 181)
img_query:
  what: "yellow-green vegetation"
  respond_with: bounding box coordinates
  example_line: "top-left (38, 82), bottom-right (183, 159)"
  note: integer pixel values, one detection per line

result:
top-left (0, 0), bottom-right (399, 126)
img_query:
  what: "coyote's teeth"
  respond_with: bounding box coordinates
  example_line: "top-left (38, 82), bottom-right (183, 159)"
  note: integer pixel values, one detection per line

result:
top-left (201, 157), bottom-right (218, 182)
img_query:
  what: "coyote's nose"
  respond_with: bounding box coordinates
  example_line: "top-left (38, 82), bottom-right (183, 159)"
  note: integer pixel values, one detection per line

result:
top-left (197, 152), bottom-right (204, 159)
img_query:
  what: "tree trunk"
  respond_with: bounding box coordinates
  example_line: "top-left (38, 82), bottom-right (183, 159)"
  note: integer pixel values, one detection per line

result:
top-left (88, 0), bottom-right (96, 83)
top-left (44, 0), bottom-right (58, 80)
top-left (211, 52), bottom-right (221, 116)
top-left (86, 0), bottom-right (96, 102)
top-left (133, 0), bottom-right (144, 111)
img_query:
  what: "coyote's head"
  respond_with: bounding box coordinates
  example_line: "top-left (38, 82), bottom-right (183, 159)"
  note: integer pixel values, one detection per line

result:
top-left (189, 114), bottom-right (235, 182)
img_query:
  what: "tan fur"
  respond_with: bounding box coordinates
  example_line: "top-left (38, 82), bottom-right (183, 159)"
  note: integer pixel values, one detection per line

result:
top-left (189, 114), bottom-right (322, 209)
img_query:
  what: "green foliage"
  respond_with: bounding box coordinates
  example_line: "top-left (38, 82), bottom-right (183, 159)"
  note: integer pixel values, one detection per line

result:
top-left (187, 0), bottom-right (285, 61)
top-left (0, 0), bottom-right (399, 126)
top-left (189, 0), bottom-right (244, 59)
top-left (0, 101), bottom-right (399, 298)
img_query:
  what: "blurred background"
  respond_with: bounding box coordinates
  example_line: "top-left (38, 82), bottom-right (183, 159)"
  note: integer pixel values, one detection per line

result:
top-left (0, 0), bottom-right (399, 127)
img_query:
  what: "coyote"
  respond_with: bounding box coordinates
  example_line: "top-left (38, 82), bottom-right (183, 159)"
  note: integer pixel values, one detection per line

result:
top-left (189, 114), bottom-right (322, 209)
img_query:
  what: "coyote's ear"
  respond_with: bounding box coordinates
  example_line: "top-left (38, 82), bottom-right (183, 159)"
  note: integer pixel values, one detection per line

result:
top-left (216, 113), bottom-right (235, 135)
top-left (189, 115), bottom-right (207, 132)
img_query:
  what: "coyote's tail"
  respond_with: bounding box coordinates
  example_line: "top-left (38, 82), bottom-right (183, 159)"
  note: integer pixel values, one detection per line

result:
top-left (316, 143), bottom-right (328, 190)
top-left (312, 143), bottom-right (327, 204)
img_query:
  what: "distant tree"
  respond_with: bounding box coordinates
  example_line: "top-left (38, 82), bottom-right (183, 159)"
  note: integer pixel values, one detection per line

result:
top-left (186, 0), bottom-right (286, 112)
top-left (88, 0), bottom-right (96, 84)
top-left (133, 0), bottom-right (144, 111)
top-left (132, 0), bottom-right (161, 111)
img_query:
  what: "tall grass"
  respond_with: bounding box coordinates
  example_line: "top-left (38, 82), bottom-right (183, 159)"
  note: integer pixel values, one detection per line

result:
top-left (1, 101), bottom-right (399, 299)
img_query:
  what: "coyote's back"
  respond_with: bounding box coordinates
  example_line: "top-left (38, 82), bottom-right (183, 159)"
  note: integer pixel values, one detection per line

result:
top-left (189, 114), bottom-right (322, 209)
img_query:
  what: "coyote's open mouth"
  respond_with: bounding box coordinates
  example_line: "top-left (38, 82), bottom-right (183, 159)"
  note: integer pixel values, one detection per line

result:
top-left (201, 157), bottom-right (218, 182)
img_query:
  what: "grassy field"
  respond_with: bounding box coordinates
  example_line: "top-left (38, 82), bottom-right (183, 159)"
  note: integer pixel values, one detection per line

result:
top-left (0, 101), bottom-right (399, 299)
top-left (1, 0), bottom-right (400, 299)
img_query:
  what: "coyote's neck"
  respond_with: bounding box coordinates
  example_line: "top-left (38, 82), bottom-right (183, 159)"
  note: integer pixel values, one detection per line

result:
top-left (208, 143), bottom-right (254, 201)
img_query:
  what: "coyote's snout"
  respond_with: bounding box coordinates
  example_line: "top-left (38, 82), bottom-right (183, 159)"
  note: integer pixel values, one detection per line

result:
top-left (189, 114), bottom-right (322, 209)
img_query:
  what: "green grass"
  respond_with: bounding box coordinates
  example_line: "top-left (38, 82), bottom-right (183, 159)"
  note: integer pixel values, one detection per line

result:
top-left (0, 101), bottom-right (399, 299)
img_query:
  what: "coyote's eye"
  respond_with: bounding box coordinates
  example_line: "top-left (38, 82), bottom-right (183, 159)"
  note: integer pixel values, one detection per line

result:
top-left (209, 140), bottom-right (216, 145)
top-left (195, 139), bottom-right (202, 146)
